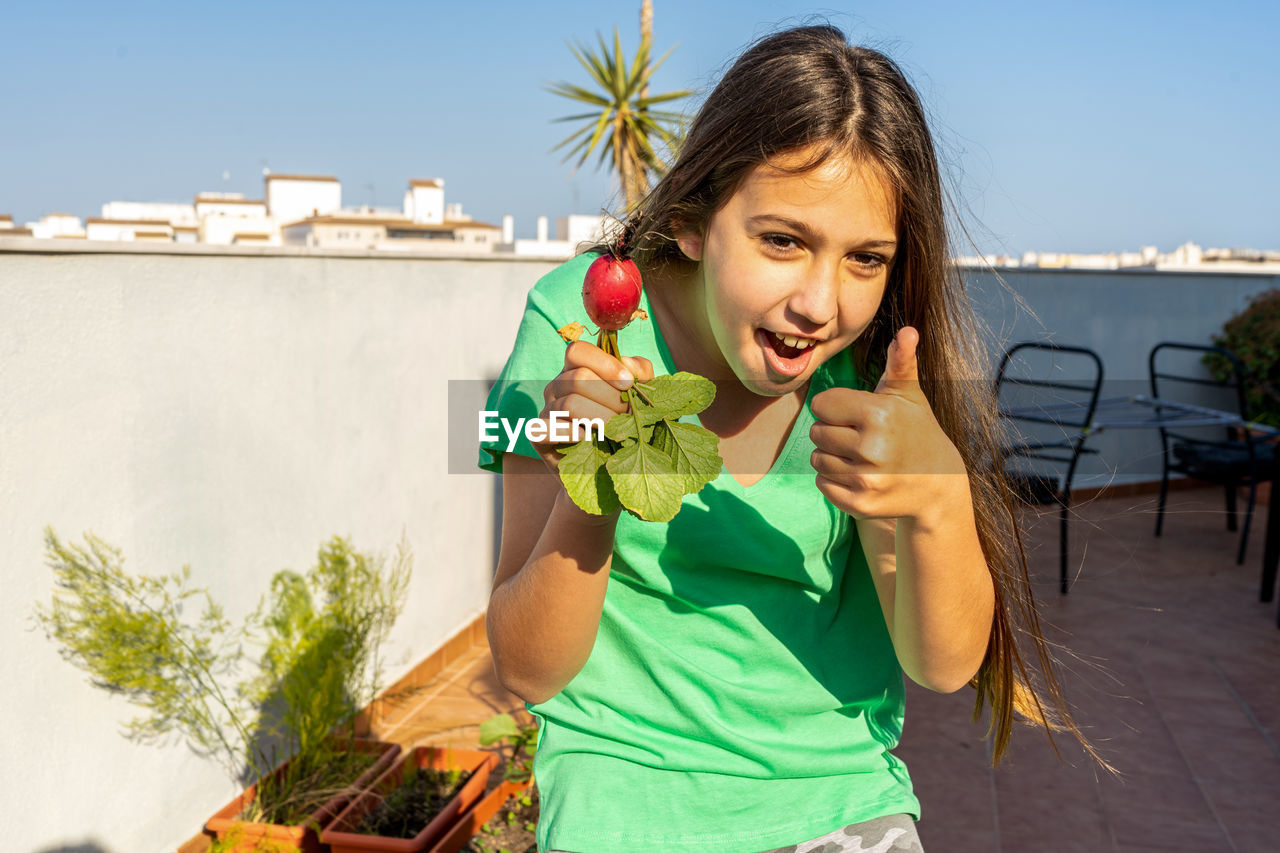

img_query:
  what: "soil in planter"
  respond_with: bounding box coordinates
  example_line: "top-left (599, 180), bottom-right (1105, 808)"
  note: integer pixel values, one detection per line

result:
top-left (240, 746), bottom-right (382, 825)
top-left (357, 766), bottom-right (474, 838)
top-left (461, 786), bottom-right (539, 853)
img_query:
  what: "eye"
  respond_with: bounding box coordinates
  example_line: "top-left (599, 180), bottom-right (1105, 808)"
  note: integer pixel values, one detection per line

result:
top-left (761, 233), bottom-right (800, 254)
top-left (849, 252), bottom-right (888, 272)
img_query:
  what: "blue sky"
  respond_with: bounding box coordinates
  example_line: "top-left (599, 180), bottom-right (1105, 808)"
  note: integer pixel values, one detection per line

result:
top-left (2, 0), bottom-right (1276, 254)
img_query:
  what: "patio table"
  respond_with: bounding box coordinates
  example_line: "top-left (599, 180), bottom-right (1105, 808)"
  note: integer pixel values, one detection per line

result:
top-left (1001, 393), bottom-right (1280, 625)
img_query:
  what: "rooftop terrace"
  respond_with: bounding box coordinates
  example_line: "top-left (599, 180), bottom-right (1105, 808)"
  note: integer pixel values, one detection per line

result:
top-left (343, 485), bottom-right (1280, 853)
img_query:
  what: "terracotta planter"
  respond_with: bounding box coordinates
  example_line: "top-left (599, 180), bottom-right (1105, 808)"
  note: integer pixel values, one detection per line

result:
top-left (426, 775), bottom-right (534, 853)
top-left (321, 747), bottom-right (499, 853)
top-left (205, 737), bottom-right (401, 853)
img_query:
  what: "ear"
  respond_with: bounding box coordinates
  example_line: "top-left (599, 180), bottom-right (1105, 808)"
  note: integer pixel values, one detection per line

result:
top-left (675, 228), bottom-right (704, 262)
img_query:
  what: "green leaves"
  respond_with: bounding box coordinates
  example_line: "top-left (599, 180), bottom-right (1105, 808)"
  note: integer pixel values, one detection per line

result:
top-left (559, 372), bottom-right (722, 522)
top-left (479, 712), bottom-right (538, 783)
top-left (34, 528), bottom-right (413, 822)
top-left (1209, 288), bottom-right (1280, 428)
top-left (652, 420), bottom-right (722, 493)
top-left (607, 439), bottom-right (682, 522)
top-left (545, 27), bottom-right (693, 209)
top-left (558, 440), bottom-right (621, 515)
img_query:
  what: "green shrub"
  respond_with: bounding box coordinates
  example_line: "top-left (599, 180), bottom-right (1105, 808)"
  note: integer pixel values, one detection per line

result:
top-left (35, 528), bottom-right (412, 824)
top-left (1206, 288), bottom-right (1280, 427)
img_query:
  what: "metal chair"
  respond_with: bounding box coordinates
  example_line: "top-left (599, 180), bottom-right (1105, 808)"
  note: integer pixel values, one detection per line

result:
top-left (1150, 342), bottom-right (1276, 565)
top-left (995, 342), bottom-right (1105, 594)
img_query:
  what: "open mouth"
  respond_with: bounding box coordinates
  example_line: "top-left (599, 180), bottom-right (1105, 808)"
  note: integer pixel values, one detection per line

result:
top-left (759, 330), bottom-right (818, 377)
top-left (768, 331), bottom-right (815, 359)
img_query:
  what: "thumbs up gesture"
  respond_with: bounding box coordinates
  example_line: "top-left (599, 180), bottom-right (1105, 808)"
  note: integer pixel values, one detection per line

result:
top-left (809, 327), bottom-right (968, 520)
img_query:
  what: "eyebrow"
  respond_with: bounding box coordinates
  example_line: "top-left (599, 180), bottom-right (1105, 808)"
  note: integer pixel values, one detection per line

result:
top-left (747, 214), bottom-right (897, 252)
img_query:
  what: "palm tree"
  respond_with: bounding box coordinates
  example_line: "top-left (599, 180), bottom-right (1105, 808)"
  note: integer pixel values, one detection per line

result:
top-left (546, 12), bottom-right (691, 211)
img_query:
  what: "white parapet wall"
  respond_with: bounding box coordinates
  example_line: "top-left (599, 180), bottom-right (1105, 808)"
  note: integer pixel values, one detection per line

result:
top-left (0, 241), bottom-right (559, 853)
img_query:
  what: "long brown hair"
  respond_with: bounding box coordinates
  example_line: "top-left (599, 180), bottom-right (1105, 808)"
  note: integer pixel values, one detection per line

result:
top-left (608, 24), bottom-right (1106, 769)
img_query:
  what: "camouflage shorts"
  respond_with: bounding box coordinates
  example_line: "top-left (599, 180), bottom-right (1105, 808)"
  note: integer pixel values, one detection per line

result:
top-left (546, 813), bottom-right (924, 853)
top-left (758, 813), bottom-right (924, 853)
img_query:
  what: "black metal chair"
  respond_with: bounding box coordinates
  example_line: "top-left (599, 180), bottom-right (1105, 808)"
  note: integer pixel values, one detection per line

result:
top-left (1150, 342), bottom-right (1276, 565)
top-left (995, 342), bottom-right (1105, 594)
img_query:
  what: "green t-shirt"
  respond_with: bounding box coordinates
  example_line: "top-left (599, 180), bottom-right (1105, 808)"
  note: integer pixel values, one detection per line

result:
top-left (478, 253), bottom-right (919, 853)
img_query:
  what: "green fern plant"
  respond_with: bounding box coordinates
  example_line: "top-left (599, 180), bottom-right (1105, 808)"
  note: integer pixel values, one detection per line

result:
top-left (35, 527), bottom-right (412, 825)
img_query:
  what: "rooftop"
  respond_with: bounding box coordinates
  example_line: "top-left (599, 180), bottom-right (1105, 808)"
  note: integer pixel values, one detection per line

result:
top-left (264, 173), bottom-right (340, 183)
top-left (318, 485), bottom-right (1280, 853)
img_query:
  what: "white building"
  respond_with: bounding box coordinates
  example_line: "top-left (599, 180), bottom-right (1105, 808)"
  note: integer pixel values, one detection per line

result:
top-left (281, 179), bottom-right (501, 252)
top-left (1007, 242), bottom-right (1280, 274)
top-left (280, 213), bottom-right (501, 253)
top-left (0, 213), bottom-right (33, 238)
top-left (193, 193), bottom-right (278, 246)
top-left (404, 179), bottom-right (444, 224)
top-left (199, 215), bottom-right (279, 246)
top-left (194, 193), bottom-right (267, 220)
top-left (557, 214), bottom-right (616, 251)
top-left (1160, 242), bottom-right (1280, 273)
top-left (28, 213), bottom-right (86, 239)
top-left (265, 174), bottom-right (342, 225)
top-left (102, 201), bottom-right (197, 225)
top-left (85, 218), bottom-right (174, 241)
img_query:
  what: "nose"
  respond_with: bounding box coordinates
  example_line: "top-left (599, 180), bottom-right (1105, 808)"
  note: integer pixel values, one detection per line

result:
top-left (787, 260), bottom-right (840, 327)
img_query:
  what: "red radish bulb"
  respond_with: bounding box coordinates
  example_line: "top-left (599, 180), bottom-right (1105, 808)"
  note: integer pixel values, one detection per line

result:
top-left (582, 254), bottom-right (643, 331)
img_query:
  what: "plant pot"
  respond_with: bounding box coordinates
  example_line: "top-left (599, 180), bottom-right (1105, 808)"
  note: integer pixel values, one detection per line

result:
top-left (322, 746), bottom-right (499, 853)
top-left (427, 775), bottom-right (535, 853)
top-left (322, 747), bottom-right (499, 853)
top-left (206, 737), bottom-right (401, 853)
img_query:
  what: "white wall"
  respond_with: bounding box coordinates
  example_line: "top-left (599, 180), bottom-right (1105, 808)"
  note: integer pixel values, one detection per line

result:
top-left (267, 180), bottom-right (343, 226)
top-left (102, 201), bottom-right (198, 225)
top-left (30, 214), bottom-right (86, 238)
top-left (556, 214), bottom-right (612, 252)
top-left (195, 200), bottom-right (269, 219)
top-left (407, 183), bottom-right (444, 224)
top-left (199, 214), bottom-right (281, 245)
top-left (86, 221), bottom-right (174, 241)
top-left (0, 244), bottom-right (558, 853)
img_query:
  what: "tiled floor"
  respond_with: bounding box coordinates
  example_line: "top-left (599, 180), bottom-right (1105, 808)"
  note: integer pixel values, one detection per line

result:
top-left (374, 487), bottom-right (1280, 852)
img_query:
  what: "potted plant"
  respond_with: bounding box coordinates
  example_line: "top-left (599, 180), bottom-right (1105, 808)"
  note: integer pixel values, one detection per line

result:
top-left (35, 529), bottom-right (412, 852)
top-left (205, 735), bottom-right (401, 853)
top-left (320, 746), bottom-right (498, 852)
top-left (1207, 287), bottom-right (1280, 428)
top-left (1206, 290), bottom-right (1280, 504)
top-left (415, 713), bottom-right (540, 853)
top-left (452, 784), bottom-right (539, 853)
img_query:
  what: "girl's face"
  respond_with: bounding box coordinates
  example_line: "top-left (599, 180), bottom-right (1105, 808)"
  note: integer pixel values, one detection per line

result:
top-left (676, 147), bottom-right (898, 398)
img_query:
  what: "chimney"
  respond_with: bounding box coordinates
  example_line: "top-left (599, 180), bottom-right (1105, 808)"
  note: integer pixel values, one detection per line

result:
top-left (536, 216), bottom-right (548, 242)
top-left (502, 214), bottom-right (514, 244)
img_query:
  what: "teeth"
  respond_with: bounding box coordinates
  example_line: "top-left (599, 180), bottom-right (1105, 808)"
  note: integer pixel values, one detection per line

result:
top-left (773, 332), bottom-right (815, 350)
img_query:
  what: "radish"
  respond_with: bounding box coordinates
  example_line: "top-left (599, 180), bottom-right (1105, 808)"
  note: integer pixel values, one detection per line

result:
top-left (582, 254), bottom-right (643, 331)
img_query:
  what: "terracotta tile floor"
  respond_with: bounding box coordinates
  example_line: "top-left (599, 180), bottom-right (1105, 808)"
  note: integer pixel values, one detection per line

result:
top-left (373, 487), bottom-right (1280, 852)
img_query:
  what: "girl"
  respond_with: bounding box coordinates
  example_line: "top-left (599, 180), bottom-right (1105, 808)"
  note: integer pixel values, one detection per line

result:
top-left (479, 24), bottom-right (1096, 853)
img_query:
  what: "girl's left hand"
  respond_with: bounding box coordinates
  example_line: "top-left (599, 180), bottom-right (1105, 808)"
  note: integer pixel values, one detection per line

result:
top-left (809, 326), bottom-right (969, 520)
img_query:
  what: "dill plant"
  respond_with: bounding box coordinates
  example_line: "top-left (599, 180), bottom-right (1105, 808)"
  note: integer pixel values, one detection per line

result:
top-left (35, 527), bottom-right (412, 826)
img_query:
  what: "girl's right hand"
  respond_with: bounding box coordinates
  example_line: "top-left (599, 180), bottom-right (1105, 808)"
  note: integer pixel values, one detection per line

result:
top-left (535, 340), bottom-right (654, 476)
